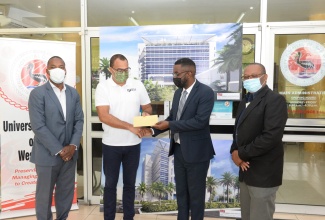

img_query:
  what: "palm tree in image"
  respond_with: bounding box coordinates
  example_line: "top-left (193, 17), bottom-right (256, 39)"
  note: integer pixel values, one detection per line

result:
top-left (100, 57), bottom-right (111, 79)
top-left (206, 176), bottom-right (218, 204)
top-left (165, 182), bottom-right (175, 200)
top-left (219, 172), bottom-right (235, 203)
top-left (137, 182), bottom-right (147, 202)
top-left (150, 181), bottom-right (166, 205)
top-left (233, 176), bottom-right (240, 202)
top-left (212, 24), bottom-right (242, 91)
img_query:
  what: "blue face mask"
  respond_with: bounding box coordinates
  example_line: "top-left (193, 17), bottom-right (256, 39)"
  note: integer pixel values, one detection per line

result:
top-left (243, 77), bottom-right (262, 93)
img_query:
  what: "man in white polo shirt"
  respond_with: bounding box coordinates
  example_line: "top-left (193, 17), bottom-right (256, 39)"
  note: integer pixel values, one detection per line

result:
top-left (95, 54), bottom-right (152, 220)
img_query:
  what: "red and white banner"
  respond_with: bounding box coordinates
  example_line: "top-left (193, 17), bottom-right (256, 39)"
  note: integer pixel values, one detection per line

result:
top-left (0, 38), bottom-right (77, 219)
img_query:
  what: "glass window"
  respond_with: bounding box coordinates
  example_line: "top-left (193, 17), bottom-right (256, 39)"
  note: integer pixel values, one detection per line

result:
top-left (278, 142), bottom-right (325, 206)
top-left (0, 1), bottom-right (80, 28)
top-left (273, 34), bottom-right (325, 119)
top-left (268, 0), bottom-right (325, 22)
top-left (87, 0), bottom-right (260, 27)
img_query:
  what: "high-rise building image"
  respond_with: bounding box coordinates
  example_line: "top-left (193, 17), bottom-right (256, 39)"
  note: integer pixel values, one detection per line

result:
top-left (151, 139), bottom-right (170, 185)
top-left (137, 33), bottom-right (241, 94)
top-left (141, 139), bottom-right (170, 201)
top-left (141, 139), bottom-right (213, 201)
top-left (138, 34), bottom-right (217, 86)
top-left (140, 154), bottom-right (153, 201)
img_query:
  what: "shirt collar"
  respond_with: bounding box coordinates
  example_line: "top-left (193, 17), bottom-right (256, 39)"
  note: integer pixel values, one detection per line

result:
top-left (183, 79), bottom-right (196, 94)
top-left (49, 81), bottom-right (66, 91)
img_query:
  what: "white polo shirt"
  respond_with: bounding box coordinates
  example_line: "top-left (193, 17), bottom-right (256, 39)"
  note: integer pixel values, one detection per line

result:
top-left (95, 77), bottom-right (151, 146)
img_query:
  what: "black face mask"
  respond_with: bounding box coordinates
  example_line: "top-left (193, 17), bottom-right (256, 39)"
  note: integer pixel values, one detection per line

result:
top-left (173, 76), bottom-right (187, 88)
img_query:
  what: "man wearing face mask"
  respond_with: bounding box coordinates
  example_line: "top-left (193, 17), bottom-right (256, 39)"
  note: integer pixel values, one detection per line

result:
top-left (230, 63), bottom-right (288, 220)
top-left (152, 58), bottom-right (215, 220)
top-left (28, 56), bottom-right (84, 220)
top-left (95, 54), bottom-right (152, 220)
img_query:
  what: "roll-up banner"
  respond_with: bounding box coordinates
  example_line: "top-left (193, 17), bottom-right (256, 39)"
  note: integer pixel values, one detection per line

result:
top-left (0, 38), bottom-right (77, 219)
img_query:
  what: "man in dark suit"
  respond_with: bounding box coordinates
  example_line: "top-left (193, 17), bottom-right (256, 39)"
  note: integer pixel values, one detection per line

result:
top-left (230, 63), bottom-right (287, 220)
top-left (28, 56), bottom-right (84, 220)
top-left (152, 58), bottom-right (215, 220)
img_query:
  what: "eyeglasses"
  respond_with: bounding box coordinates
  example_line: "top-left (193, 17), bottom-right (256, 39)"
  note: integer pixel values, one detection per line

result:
top-left (172, 71), bottom-right (189, 77)
top-left (241, 73), bottom-right (263, 80)
top-left (111, 67), bottom-right (131, 74)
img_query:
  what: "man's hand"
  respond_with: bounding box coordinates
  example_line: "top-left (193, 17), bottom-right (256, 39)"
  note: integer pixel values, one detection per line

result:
top-left (231, 150), bottom-right (242, 166)
top-left (142, 111), bottom-right (151, 116)
top-left (152, 121), bottom-right (169, 130)
top-left (143, 128), bottom-right (153, 136)
top-left (231, 150), bottom-right (250, 171)
top-left (60, 145), bottom-right (76, 162)
top-left (129, 126), bottom-right (146, 138)
top-left (239, 161), bottom-right (250, 171)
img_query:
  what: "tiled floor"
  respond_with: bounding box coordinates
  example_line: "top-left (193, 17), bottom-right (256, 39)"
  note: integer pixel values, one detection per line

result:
top-left (10, 203), bottom-right (325, 220)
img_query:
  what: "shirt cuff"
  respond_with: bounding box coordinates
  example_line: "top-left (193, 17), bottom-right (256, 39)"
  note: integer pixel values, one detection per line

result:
top-left (150, 128), bottom-right (154, 135)
top-left (56, 149), bottom-right (62, 156)
top-left (70, 144), bottom-right (78, 150)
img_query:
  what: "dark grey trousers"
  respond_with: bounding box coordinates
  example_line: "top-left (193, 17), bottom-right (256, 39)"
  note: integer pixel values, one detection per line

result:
top-left (35, 160), bottom-right (76, 220)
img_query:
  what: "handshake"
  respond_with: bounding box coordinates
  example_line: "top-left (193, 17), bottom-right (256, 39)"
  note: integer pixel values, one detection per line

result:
top-left (132, 114), bottom-right (169, 138)
top-left (133, 127), bottom-right (154, 138)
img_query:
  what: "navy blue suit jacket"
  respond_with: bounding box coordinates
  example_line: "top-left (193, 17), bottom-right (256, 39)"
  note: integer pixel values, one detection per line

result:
top-left (154, 80), bottom-right (215, 163)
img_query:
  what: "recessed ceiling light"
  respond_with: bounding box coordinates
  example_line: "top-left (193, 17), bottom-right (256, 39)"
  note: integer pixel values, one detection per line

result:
top-left (132, 11), bottom-right (135, 14)
top-left (250, 6), bottom-right (254, 10)
top-left (38, 5), bottom-right (41, 9)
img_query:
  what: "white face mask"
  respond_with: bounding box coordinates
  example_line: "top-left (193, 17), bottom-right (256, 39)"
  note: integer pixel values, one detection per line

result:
top-left (49, 68), bottom-right (66, 84)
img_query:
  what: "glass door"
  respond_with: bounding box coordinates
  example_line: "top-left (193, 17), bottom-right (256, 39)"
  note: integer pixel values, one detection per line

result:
top-left (85, 28), bottom-right (102, 205)
top-left (267, 22), bottom-right (325, 215)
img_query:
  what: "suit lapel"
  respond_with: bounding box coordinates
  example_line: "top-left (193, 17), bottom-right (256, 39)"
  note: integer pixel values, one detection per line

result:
top-left (237, 86), bottom-right (269, 127)
top-left (46, 82), bottom-right (65, 120)
top-left (65, 86), bottom-right (72, 122)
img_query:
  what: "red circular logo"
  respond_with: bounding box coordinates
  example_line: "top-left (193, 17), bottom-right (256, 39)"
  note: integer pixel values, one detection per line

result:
top-left (21, 59), bottom-right (48, 88)
top-left (288, 47), bottom-right (321, 78)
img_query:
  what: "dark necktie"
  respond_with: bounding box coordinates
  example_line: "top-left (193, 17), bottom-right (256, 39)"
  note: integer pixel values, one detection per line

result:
top-left (246, 93), bottom-right (253, 103)
top-left (174, 90), bottom-right (188, 142)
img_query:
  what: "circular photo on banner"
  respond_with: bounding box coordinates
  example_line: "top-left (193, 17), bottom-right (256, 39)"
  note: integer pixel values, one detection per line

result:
top-left (280, 39), bottom-right (325, 86)
top-left (21, 59), bottom-right (48, 89)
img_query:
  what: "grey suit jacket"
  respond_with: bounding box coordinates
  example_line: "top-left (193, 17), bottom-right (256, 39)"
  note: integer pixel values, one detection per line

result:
top-left (28, 82), bottom-right (84, 166)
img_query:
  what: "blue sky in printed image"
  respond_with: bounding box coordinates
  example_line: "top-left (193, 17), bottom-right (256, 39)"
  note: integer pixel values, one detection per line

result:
top-left (210, 139), bottom-right (239, 179)
top-left (100, 23), bottom-right (238, 76)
